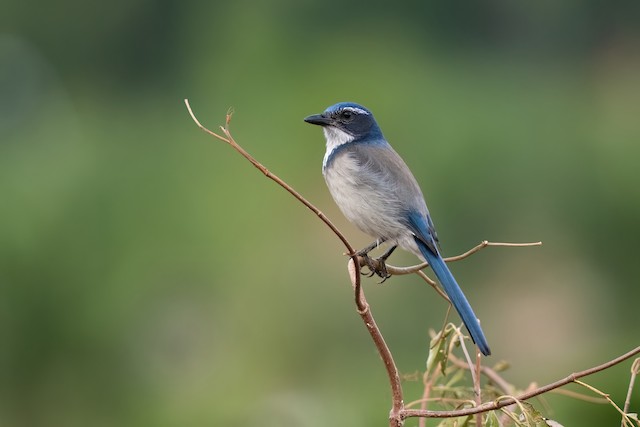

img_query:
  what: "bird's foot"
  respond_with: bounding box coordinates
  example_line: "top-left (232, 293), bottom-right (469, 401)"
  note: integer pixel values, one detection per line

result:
top-left (358, 254), bottom-right (392, 283)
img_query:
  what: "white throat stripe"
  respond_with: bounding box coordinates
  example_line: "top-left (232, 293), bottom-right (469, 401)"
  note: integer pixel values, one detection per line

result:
top-left (322, 127), bottom-right (354, 170)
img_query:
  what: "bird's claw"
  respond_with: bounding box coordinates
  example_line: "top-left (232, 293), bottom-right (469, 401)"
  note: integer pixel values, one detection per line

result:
top-left (359, 254), bottom-right (392, 283)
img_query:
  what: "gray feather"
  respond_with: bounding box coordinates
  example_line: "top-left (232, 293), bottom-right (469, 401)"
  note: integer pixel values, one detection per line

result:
top-left (324, 140), bottom-right (438, 258)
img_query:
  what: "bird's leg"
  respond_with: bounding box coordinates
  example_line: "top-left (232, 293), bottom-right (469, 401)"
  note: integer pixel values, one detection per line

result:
top-left (373, 245), bottom-right (397, 283)
top-left (356, 239), bottom-right (385, 257)
top-left (355, 239), bottom-right (386, 278)
top-left (355, 240), bottom-right (397, 282)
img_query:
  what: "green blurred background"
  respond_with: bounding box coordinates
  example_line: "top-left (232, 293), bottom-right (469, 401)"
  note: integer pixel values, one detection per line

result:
top-left (1, 1), bottom-right (639, 426)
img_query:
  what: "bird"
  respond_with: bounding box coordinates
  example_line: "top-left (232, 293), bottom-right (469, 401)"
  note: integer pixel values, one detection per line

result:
top-left (304, 102), bottom-right (491, 356)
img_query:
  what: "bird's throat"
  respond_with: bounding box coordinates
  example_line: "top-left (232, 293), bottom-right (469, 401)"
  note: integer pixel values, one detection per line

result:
top-left (322, 127), bottom-right (354, 170)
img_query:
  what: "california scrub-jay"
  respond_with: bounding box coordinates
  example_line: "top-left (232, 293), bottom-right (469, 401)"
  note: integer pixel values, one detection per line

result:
top-left (304, 102), bottom-right (491, 356)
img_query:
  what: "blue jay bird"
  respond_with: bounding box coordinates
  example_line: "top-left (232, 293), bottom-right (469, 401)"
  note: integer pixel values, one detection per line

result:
top-left (304, 102), bottom-right (491, 356)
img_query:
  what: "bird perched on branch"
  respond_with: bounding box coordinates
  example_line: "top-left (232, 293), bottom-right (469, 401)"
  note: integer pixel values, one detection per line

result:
top-left (304, 102), bottom-right (491, 356)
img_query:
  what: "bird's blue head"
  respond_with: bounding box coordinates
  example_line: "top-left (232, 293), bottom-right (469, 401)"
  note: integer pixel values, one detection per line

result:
top-left (304, 102), bottom-right (383, 142)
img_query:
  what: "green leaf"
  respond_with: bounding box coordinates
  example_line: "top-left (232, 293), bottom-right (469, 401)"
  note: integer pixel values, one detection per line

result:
top-left (438, 415), bottom-right (472, 426)
top-left (444, 366), bottom-right (466, 389)
top-left (485, 411), bottom-right (500, 427)
top-left (426, 325), bottom-right (452, 375)
top-left (515, 401), bottom-right (548, 427)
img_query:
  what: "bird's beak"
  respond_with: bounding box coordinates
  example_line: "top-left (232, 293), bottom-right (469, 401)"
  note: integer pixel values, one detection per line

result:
top-left (304, 114), bottom-right (332, 126)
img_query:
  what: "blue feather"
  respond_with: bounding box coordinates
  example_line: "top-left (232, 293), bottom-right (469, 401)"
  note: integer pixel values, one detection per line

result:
top-left (417, 241), bottom-right (491, 356)
top-left (409, 213), bottom-right (491, 356)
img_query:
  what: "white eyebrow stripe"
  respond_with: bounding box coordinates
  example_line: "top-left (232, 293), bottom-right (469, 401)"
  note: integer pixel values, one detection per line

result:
top-left (342, 107), bottom-right (370, 115)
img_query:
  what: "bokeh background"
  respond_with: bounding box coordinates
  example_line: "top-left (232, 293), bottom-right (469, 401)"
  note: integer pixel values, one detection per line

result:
top-left (1, 1), bottom-right (639, 426)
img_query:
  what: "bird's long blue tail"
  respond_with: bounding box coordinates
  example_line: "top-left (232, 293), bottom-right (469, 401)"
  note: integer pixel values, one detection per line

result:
top-left (416, 240), bottom-right (491, 356)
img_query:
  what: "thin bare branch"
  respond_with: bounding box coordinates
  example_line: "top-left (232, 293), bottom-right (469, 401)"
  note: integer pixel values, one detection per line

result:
top-left (574, 380), bottom-right (638, 427)
top-left (415, 270), bottom-right (450, 303)
top-left (622, 358), bottom-right (640, 427)
top-left (417, 369), bottom-right (435, 427)
top-left (184, 99), bottom-right (229, 142)
top-left (448, 354), bottom-right (514, 395)
top-left (474, 348), bottom-right (483, 426)
top-left (454, 325), bottom-right (479, 388)
top-left (402, 345), bottom-right (640, 420)
top-left (186, 101), bottom-right (402, 425)
top-left (446, 241), bottom-right (543, 263)
top-left (379, 240), bottom-right (542, 276)
top-left (550, 388), bottom-right (608, 404)
top-left (348, 259), bottom-right (404, 426)
top-left (184, 100), bottom-right (363, 302)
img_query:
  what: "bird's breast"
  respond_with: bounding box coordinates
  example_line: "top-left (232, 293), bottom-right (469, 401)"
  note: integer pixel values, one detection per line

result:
top-left (323, 150), bottom-right (410, 241)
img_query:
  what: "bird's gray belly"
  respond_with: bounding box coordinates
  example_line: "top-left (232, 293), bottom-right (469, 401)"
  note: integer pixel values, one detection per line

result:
top-left (323, 153), bottom-right (409, 241)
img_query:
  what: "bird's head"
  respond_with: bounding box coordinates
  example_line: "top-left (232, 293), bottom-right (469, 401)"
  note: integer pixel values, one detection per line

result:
top-left (304, 102), bottom-right (382, 142)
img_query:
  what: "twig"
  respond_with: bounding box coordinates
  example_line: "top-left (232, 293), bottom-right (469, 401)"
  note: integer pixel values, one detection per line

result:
top-left (574, 380), bottom-right (638, 427)
top-left (184, 100), bottom-right (354, 255)
top-left (348, 259), bottom-right (404, 426)
top-left (446, 241), bottom-right (542, 262)
top-left (448, 353), bottom-right (514, 395)
top-left (402, 345), bottom-right (640, 420)
top-left (622, 358), bottom-right (640, 427)
top-left (454, 325), bottom-right (479, 388)
top-left (417, 371), bottom-right (435, 427)
top-left (550, 388), bottom-right (608, 404)
top-left (415, 269), bottom-right (449, 302)
top-left (407, 396), bottom-right (474, 407)
top-left (474, 348), bottom-right (483, 426)
top-left (497, 396), bottom-right (529, 426)
top-left (449, 324), bottom-right (484, 424)
top-left (379, 240), bottom-right (542, 276)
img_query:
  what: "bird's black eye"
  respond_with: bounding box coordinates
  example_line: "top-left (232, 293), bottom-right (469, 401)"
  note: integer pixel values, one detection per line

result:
top-left (340, 110), bottom-right (353, 121)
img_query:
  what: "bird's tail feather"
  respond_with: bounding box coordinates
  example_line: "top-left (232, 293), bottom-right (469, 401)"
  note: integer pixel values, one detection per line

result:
top-left (417, 240), bottom-right (491, 356)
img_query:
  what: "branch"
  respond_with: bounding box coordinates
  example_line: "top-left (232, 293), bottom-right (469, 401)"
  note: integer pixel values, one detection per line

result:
top-left (184, 100), bottom-right (364, 305)
top-left (365, 240), bottom-right (542, 277)
top-left (448, 353), bottom-right (514, 395)
top-left (622, 358), bottom-right (640, 426)
top-left (574, 380), bottom-right (638, 427)
top-left (185, 100), bottom-right (403, 423)
top-left (347, 260), bottom-right (404, 425)
top-left (401, 345), bottom-right (640, 420)
top-left (184, 100), bottom-right (353, 253)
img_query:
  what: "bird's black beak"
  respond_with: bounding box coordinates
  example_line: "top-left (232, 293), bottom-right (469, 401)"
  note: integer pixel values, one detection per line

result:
top-left (304, 114), bottom-right (331, 126)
